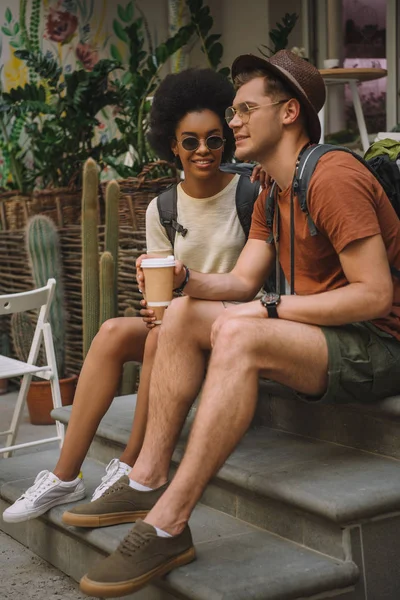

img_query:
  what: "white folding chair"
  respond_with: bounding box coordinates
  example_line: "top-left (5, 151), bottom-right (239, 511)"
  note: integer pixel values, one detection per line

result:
top-left (0, 278), bottom-right (64, 457)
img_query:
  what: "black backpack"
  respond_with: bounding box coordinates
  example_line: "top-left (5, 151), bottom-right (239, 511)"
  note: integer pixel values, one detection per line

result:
top-left (265, 142), bottom-right (400, 293)
top-left (157, 163), bottom-right (260, 247)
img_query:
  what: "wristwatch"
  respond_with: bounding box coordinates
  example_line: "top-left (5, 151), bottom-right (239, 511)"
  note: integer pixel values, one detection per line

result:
top-left (260, 292), bottom-right (281, 318)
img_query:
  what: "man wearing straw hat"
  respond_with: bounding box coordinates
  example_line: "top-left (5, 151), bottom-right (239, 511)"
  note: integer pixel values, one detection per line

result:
top-left (78, 51), bottom-right (400, 597)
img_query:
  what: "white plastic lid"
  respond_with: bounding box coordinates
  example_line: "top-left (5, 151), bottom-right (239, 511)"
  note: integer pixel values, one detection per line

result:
top-left (141, 255), bottom-right (175, 268)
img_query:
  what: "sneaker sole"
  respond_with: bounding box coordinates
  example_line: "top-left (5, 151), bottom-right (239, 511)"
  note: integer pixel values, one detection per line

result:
top-left (2, 488), bottom-right (87, 524)
top-left (80, 546), bottom-right (196, 597)
top-left (62, 509), bottom-right (149, 528)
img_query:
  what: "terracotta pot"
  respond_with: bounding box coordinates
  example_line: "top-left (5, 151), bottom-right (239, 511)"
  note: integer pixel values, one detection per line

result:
top-left (0, 379), bottom-right (9, 395)
top-left (26, 374), bottom-right (78, 425)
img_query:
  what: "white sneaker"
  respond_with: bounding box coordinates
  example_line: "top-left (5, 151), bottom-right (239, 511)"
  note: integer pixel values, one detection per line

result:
top-left (91, 458), bottom-right (131, 501)
top-left (2, 470), bottom-right (86, 523)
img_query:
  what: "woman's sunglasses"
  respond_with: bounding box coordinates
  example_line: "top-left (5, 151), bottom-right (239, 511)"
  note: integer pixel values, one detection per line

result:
top-left (176, 135), bottom-right (225, 152)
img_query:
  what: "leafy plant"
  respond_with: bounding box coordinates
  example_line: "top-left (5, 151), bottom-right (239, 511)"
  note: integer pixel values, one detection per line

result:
top-left (259, 12), bottom-right (299, 57)
top-left (186, 0), bottom-right (229, 76)
top-left (103, 1), bottom-right (195, 177)
top-left (0, 49), bottom-right (121, 190)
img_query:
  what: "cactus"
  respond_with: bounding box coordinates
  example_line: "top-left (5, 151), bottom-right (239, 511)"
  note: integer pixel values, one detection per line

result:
top-left (119, 307), bottom-right (139, 395)
top-left (25, 214), bottom-right (66, 376)
top-left (99, 251), bottom-right (115, 327)
top-left (104, 180), bottom-right (120, 314)
top-left (82, 158), bottom-right (100, 358)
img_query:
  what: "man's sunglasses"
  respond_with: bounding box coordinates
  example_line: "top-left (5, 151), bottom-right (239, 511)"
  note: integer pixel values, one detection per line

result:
top-left (176, 135), bottom-right (225, 152)
top-left (225, 99), bottom-right (290, 124)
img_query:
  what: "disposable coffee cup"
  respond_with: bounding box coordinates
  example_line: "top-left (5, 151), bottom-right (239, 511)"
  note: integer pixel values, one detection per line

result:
top-left (141, 255), bottom-right (176, 324)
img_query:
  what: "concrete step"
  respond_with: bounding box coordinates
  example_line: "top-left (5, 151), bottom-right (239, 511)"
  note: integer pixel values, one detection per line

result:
top-left (53, 397), bottom-right (400, 574)
top-left (255, 380), bottom-right (400, 459)
top-left (0, 451), bottom-right (360, 600)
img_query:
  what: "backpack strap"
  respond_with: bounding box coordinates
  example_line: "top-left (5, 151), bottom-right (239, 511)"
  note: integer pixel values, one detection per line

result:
top-left (157, 184), bottom-right (188, 249)
top-left (265, 181), bottom-right (277, 243)
top-left (235, 174), bottom-right (260, 239)
top-left (295, 143), bottom-right (363, 236)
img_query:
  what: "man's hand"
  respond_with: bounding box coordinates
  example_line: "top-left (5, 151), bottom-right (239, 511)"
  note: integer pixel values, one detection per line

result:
top-left (210, 300), bottom-right (266, 347)
top-left (250, 164), bottom-right (271, 189)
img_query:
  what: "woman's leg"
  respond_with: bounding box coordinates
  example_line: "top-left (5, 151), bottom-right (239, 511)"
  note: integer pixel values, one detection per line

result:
top-left (119, 327), bottom-right (160, 466)
top-left (54, 317), bottom-right (149, 481)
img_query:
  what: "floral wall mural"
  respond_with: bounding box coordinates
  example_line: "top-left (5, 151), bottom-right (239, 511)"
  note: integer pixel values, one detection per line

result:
top-left (0, 0), bottom-right (155, 187)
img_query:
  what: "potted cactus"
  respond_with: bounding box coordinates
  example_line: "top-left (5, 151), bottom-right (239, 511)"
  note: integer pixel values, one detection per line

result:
top-left (11, 214), bottom-right (77, 424)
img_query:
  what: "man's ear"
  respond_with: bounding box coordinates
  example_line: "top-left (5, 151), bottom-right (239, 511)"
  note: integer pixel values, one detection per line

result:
top-left (282, 98), bottom-right (301, 126)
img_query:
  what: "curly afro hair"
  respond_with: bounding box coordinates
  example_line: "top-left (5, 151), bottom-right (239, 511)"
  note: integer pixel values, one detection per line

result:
top-left (147, 68), bottom-right (235, 165)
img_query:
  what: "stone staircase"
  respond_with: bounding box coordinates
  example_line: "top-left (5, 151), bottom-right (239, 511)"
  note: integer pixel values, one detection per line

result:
top-left (1, 381), bottom-right (400, 599)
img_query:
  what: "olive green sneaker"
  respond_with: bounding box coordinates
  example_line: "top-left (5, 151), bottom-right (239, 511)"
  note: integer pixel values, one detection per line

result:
top-left (80, 519), bottom-right (196, 598)
top-left (62, 476), bottom-right (168, 528)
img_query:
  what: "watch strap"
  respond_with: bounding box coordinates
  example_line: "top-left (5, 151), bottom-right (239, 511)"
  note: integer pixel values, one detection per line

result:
top-left (266, 304), bottom-right (279, 318)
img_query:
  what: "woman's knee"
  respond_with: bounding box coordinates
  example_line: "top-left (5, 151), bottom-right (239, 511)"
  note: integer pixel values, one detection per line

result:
top-left (92, 317), bottom-right (147, 360)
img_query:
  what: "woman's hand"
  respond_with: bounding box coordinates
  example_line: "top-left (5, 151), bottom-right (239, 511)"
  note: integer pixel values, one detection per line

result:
top-left (250, 164), bottom-right (271, 189)
top-left (136, 254), bottom-right (147, 296)
top-left (136, 255), bottom-right (188, 295)
top-left (139, 298), bottom-right (157, 329)
top-left (173, 259), bottom-right (187, 291)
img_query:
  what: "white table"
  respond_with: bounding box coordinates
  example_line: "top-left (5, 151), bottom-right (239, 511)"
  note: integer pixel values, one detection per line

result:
top-left (318, 67), bottom-right (387, 152)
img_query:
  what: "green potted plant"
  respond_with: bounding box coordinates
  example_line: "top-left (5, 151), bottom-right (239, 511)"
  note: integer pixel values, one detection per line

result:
top-left (259, 12), bottom-right (299, 57)
top-left (11, 214), bottom-right (77, 424)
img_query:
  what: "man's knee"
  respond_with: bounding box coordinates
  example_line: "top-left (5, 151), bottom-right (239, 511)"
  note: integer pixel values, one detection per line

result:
top-left (161, 296), bottom-right (192, 330)
top-left (212, 318), bottom-right (258, 363)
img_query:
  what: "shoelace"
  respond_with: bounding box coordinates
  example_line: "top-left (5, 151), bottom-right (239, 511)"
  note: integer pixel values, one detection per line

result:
top-left (119, 528), bottom-right (151, 557)
top-left (20, 471), bottom-right (56, 501)
top-left (92, 460), bottom-right (128, 499)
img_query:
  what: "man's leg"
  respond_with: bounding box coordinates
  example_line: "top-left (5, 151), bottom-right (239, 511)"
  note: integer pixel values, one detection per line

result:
top-left (129, 296), bottom-right (226, 489)
top-left (135, 315), bottom-right (328, 533)
top-left (54, 317), bottom-right (149, 480)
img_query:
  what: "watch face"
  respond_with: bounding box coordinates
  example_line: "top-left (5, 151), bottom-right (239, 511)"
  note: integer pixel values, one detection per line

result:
top-left (263, 293), bottom-right (280, 305)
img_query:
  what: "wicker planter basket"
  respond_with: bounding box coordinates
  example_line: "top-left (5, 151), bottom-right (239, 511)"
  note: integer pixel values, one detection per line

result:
top-left (101, 161), bottom-right (179, 229)
top-left (0, 163), bottom-right (176, 377)
top-left (0, 187), bottom-right (82, 231)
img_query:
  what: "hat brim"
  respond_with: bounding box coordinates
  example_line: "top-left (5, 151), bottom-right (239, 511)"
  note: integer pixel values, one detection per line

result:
top-left (231, 54), bottom-right (321, 144)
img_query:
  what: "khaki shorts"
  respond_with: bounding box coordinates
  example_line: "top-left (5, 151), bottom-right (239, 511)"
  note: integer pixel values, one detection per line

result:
top-left (314, 321), bottom-right (400, 404)
top-left (221, 300), bottom-right (400, 404)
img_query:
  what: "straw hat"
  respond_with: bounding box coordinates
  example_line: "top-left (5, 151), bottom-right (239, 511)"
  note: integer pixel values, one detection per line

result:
top-left (231, 50), bottom-right (326, 143)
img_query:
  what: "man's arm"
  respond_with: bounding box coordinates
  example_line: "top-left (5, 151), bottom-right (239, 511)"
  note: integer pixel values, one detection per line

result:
top-left (277, 233), bottom-right (393, 325)
top-left (179, 239), bottom-right (275, 302)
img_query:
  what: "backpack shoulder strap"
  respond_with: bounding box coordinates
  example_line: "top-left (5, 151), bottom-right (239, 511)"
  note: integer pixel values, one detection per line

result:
top-left (265, 181), bottom-right (277, 243)
top-left (157, 184), bottom-right (188, 248)
top-left (235, 174), bottom-right (260, 239)
top-left (295, 144), bottom-right (357, 236)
